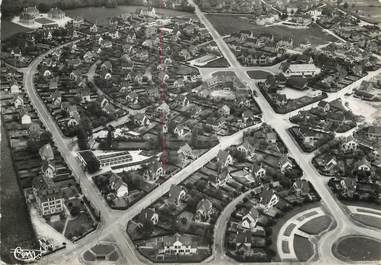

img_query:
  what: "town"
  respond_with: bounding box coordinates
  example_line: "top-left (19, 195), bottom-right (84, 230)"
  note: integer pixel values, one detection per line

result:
top-left (1, 0), bottom-right (381, 264)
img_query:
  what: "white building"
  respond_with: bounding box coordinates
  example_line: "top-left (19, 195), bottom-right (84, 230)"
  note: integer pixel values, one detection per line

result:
top-left (283, 64), bottom-right (321, 77)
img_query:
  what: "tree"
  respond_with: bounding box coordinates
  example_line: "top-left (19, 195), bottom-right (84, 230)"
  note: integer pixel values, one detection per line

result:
top-left (37, 3), bottom-right (51, 12)
top-left (87, 159), bottom-right (100, 174)
top-left (77, 128), bottom-right (89, 150)
top-left (40, 131), bottom-right (52, 146)
top-left (70, 206), bottom-right (80, 217)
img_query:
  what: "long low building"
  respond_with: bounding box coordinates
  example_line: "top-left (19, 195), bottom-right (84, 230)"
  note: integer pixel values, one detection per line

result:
top-left (283, 63), bottom-right (321, 77)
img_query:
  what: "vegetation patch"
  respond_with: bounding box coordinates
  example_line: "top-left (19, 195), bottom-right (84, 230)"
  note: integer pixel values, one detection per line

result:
top-left (293, 235), bottom-right (313, 262)
top-left (299, 215), bottom-right (331, 235)
top-left (335, 236), bottom-right (381, 261)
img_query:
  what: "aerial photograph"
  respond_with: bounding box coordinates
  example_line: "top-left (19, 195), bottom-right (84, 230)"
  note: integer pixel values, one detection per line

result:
top-left (0, 0), bottom-right (380, 264)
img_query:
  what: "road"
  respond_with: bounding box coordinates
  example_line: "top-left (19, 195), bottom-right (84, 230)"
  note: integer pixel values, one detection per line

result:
top-left (15, 6), bottom-right (381, 265)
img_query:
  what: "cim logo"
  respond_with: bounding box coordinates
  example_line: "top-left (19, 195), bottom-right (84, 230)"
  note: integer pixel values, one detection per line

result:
top-left (10, 240), bottom-right (53, 263)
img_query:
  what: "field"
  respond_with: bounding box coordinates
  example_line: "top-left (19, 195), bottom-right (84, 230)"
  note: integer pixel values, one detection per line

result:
top-left (299, 215), bottom-right (332, 235)
top-left (247, 70), bottom-right (273, 80)
top-left (34, 17), bottom-right (55, 24)
top-left (335, 236), bottom-right (381, 261)
top-left (349, 0), bottom-right (381, 24)
top-left (206, 14), bottom-right (338, 46)
top-left (351, 214), bottom-right (381, 230)
top-left (0, 125), bottom-right (38, 263)
top-left (1, 20), bottom-right (31, 40)
top-left (293, 235), bottom-right (314, 261)
top-left (66, 5), bottom-right (194, 25)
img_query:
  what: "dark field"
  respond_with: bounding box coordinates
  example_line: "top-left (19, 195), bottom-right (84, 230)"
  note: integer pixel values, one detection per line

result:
top-left (0, 125), bottom-right (38, 263)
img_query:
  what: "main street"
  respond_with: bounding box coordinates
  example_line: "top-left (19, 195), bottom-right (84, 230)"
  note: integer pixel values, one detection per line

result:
top-left (18, 6), bottom-right (381, 265)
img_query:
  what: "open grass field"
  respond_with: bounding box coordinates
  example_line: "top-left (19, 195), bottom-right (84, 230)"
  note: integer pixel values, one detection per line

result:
top-left (351, 213), bottom-right (381, 230)
top-left (294, 235), bottom-right (314, 261)
top-left (206, 14), bottom-right (339, 46)
top-left (0, 125), bottom-right (38, 263)
top-left (1, 20), bottom-right (31, 40)
top-left (335, 236), bottom-right (381, 261)
top-left (299, 215), bottom-right (332, 235)
top-left (247, 70), bottom-right (273, 79)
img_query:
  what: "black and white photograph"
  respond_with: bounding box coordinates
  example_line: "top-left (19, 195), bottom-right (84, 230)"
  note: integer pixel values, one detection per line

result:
top-left (0, 0), bottom-right (380, 264)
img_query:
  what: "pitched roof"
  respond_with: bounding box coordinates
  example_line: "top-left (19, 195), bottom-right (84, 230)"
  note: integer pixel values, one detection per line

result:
top-left (260, 189), bottom-right (277, 205)
top-left (39, 143), bottom-right (54, 161)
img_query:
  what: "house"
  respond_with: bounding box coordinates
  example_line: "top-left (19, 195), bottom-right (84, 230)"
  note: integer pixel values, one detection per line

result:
top-left (241, 207), bottom-right (260, 230)
top-left (237, 141), bottom-right (255, 158)
top-left (134, 113), bottom-right (150, 127)
top-left (279, 155), bottom-right (293, 174)
top-left (174, 125), bottom-right (191, 138)
top-left (340, 178), bottom-right (357, 198)
top-left (41, 160), bottom-right (56, 179)
top-left (274, 94), bottom-right (287, 107)
top-left (341, 136), bottom-right (358, 152)
top-left (32, 175), bottom-right (64, 216)
top-left (79, 86), bottom-right (91, 103)
top-left (49, 78), bottom-right (58, 90)
top-left (19, 109), bottom-right (32, 125)
top-left (67, 114), bottom-right (80, 127)
top-left (194, 198), bottom-right (213, 222)
top-left (354, 158), bottom-right (371, 172)
top-left (317, 101), bottom-right (330, 112)
top-left (101, 61), bottom-right (113, 72)
top-left (83, 51), bottom-right (96, 63)
top-left (39, 143), bottom-right (54, 161)
top-left (29, 122), bottom-right (42, 139)
top-left (259, 189), bottom-right (279, 211)
top-left (70, 70), bottom-right (81, 81)
top-left (219, 105), bottom-right (231, 116)
top-left (291, 179), bottom-right (311, 197)
top-left (217, 150), bottom-right (233, 168)
top-left (101, 40), bottom-right (113, 49)
top-left (283, 64), bottom-right (321, 77)
top-left (177, 143), bottom-right (195, 159)
top-left (139, 208), bottom-right (159, 226)
top-left (161, 233), bottom-right (198, 256)
top-left (298, 127), bottom-right (318, 146)
top-left (251, 161), bottom-right (266, 179)
top-left (10, 84), bottom-right (20, 94)
top-left (90, 24), bottom-right (98, 33)
top-left (51, 90), bottom-right (62, 107)
top-left (143, 160), bottom-right (164, 182)
top-left (157, 102), bottom-right (170, 117)
top-left (126, 92), bottom-right (139, 104)
top-left (209, 167), bottom-right (231, 188)
top-left (266, 132), bottom-right (277, 144)
top-left (48, 7), bottom-right (65, 19)
top-left (14, 95), bottom-right (24, 108)
top-left (109, 173), bottom-right (129, 198)
top-left (324, 155), bottom-right (337, 171)
top-left (168, 185), bottom-right (186, 206)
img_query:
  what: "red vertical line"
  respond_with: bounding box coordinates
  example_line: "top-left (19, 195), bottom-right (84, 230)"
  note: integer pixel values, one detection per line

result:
top-left (159, 0), bottom-right (168, 174)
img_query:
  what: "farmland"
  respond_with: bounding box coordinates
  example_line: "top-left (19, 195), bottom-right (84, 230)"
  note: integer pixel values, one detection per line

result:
top-left (206, 14), bottom-right (338, 46)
